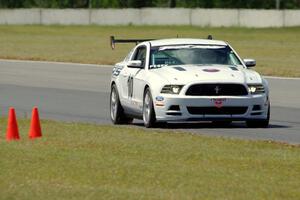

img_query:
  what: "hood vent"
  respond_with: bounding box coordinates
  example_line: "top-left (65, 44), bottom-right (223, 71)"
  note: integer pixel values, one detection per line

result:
top-left (173, 66), bottom-right (186, 71)
top-left (230, 67), bottom-right (239, 71)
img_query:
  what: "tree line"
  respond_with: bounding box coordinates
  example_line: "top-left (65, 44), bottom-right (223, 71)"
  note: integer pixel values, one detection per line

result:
top-left (1, 0), bottom-right (300, 9)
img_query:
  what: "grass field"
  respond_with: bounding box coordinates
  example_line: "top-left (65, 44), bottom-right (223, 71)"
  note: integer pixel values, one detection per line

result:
top-left (0, 118), bottom-right (299, 199)
top-left (0, 25), bottom-right (299, 77)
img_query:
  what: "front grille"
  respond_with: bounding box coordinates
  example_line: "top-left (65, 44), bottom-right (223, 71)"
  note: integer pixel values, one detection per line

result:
top-left (187, 106), bottom-right (248, 115)
top-left (186, 84), bottom-right (248, 96)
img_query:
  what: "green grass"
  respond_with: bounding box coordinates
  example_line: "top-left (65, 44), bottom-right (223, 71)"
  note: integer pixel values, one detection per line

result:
top-left (0, 25), bottom-right (300, 77)
top-left (0, 118), bottom-right (299, 199)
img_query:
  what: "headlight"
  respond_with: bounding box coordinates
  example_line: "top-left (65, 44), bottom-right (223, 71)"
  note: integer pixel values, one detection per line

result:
top-left (248, 84), bottom-right (265, 94)
top-left (161, 85), bottom-right (184, 94)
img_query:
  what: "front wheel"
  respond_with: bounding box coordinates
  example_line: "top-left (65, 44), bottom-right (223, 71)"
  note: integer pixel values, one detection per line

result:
top-left (110, 84), bottom-right (133, 124)
top-left (143, 88), bottom-right (156, 128)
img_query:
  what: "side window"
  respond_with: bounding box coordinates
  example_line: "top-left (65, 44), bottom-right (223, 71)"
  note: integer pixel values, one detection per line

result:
top-left (133, 46), bottom-right (147, 68)
top-left (229, 51), bottom-right (242, 65)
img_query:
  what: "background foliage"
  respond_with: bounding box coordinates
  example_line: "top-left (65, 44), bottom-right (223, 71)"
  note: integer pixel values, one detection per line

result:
top-left (0, 0), bottom-right (300, 9)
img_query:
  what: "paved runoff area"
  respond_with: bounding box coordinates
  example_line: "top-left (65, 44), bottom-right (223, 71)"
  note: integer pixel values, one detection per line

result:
top-left (0, 59), bottom-right (300, 144)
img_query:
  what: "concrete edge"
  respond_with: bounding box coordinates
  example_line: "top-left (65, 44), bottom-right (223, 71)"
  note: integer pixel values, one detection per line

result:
top-left (1, 8), bottom-right (300, 27)
top-left (263, 76), bottom-right (300, 80)
top-left (0, 59), bottom-right (112, 68)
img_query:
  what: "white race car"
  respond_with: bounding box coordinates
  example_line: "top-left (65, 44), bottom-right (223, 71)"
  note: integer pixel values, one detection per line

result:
top-left (110, 36), bottom-right (270, 128)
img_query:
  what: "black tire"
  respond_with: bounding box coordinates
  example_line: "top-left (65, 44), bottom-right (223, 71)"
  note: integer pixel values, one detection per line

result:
top-left (211, 121), bottom-right (232, 127)
top-left (110, 84), bottom-right (133, 124)
top-left (246, 104), bottom-right (270, 128)
top-left (143, 88), bottom-right (156, 128)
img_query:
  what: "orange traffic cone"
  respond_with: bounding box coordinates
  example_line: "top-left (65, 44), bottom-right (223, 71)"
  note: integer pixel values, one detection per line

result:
top-left (29, 107), bottom-right (42, 139)
top-left (6, 107), bottom-right (20, 141)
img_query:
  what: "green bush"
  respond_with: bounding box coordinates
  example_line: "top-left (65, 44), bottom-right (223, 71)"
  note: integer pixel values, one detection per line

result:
top-left (0, 0), bottom-right (299, 9)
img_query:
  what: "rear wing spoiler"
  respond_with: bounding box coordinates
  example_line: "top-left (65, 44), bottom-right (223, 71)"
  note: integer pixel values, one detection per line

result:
top-left (110, 36), bottom-right (154, 50)
top-left (110, 35), bottom-right (214, 50)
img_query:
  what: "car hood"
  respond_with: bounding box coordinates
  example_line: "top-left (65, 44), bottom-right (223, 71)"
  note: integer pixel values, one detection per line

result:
top-left (150, 65), bottom-right (262, 84)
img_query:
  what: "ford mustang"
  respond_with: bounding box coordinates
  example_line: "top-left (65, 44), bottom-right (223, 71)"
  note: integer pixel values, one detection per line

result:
top-left (110, 36), bottom-right (270, 128)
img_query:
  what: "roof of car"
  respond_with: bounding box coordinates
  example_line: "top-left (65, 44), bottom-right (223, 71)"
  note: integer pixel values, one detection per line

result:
top-left (148, 38), bottom-right (228, 47)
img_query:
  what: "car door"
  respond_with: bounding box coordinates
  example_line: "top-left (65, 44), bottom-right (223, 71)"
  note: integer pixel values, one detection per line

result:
top-left (118, 49), bottom-right (134, 107)
top-left (126, 45), bottom-right (148, 113)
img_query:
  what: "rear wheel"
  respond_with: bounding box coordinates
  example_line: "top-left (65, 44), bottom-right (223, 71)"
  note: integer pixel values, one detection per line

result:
top-left (246, 104), bottom-right (270, 128)
top-left (143, 88), bottom-right (156, 128)
top-left (110, 84), bottom-right (133, 124)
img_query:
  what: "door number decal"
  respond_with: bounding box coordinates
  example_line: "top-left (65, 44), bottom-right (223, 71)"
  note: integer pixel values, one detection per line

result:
top-left (127, 76), bottom-right (133, 98)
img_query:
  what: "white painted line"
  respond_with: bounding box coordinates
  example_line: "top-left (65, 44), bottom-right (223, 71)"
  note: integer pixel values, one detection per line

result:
top-left (0, 59), bottom-right (113, 68)
top-left (264, 76), bottom-right (300, 80)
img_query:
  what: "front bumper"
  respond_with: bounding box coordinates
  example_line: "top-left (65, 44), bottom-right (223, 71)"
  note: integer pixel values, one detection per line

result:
top-left (154, 94), bottom-right (269, 122)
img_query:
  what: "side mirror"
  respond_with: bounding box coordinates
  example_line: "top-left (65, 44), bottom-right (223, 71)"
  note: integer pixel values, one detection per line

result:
top-left (243, 59), bottom-right (256, 68)
top-left (127, 60), bottom-right (143, 68)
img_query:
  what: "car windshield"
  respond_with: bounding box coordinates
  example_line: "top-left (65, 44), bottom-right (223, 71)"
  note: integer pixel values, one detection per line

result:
top-left (149, 45), bottom-right (242, 69)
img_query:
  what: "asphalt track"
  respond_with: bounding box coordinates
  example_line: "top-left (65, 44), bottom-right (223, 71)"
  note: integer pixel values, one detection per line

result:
top-left (1, 60), bottom-right (300, 144)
